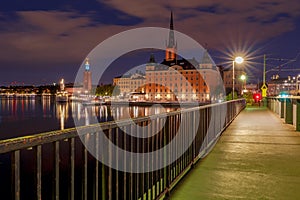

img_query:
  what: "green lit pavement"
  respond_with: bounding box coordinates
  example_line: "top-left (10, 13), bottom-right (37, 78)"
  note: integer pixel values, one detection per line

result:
top-left (169, 106), bottom-right (300, 199)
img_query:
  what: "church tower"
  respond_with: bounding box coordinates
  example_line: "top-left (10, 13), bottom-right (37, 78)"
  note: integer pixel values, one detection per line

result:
top-left (83, 58), bottom-right (92, 93)
top-left (165, 11), bottom-right (177, 61)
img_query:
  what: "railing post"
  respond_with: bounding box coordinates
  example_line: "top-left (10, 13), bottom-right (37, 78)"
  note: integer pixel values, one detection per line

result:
top-left (296, 100), bottom-right (300, 131)
top-left (36, 145), bottom-right (42, 200)
top-left (70, 138), bottom-right (75, 200)
top-left (12, 150), bottom-right (20, 200)
top-left (285, 98), bottom-right (293, 124)
top-left (280, 99), bottom-right (284, 118)
top-left (54, 141), bottom-right (60, 200)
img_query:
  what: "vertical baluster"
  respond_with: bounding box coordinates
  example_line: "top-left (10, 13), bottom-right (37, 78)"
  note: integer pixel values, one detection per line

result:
top-left (151, 118), bottom-right (155, 200)
top-left (115, 128), bottom-right (119, 200)
top-left (155, 118), bottom-right (159, 198)
top-left (12, 150), bottom-right (20, 200)
top-left (123, 126), bottom-right (127, 200)
top-left (54, 141), bottom-right (59, 200)
top-left (108, 129), bottom-right (112, 200)
top-left (95, 133), bottom-right (99, 200)
top-left (192, 110), bottom-right (195, 162)
top-left (102, 160), bottom-right (106, 200)
top-left (147, 120), bottom-right (151, 200)
top-left (164, 116), bottom-right (168, 191)
top-left (159, 117), bottom-right (162, 195)
top-left (169, 115), bottom-right (172, 185)
top-left (129, 125), bottom-right (133, 200)
top-left (135, 123), bottom-right (139, 199)
top-left (70, 138), bottom-right (75, 200)
top-left (141, 121), bottom-right (145, 199)
top-left (36, 145), bottom-right (42, 200)
top-left (82, 135), bottom-right (88, 200)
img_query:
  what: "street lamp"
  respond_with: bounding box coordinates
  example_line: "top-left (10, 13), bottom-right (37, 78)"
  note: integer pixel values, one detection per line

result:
top-left (232, 56), bottom-right (244, 100)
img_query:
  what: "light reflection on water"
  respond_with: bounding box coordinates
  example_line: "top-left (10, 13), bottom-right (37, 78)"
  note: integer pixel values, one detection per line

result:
top-left (0, 96), bottom-right (179, 140)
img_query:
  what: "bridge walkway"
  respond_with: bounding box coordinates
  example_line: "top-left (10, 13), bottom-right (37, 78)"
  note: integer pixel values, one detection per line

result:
top-left (169, 106), bottom-right (300, 199)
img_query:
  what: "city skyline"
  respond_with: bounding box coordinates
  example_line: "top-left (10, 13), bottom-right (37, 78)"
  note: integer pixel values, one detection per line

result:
top-left (1, 1), bottom-right (300, 85)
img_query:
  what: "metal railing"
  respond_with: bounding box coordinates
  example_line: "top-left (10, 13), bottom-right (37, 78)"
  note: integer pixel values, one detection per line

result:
top-left (0, 99), bottom-right (245, 200)
top-left (267, 97), bottom-right (300, 131)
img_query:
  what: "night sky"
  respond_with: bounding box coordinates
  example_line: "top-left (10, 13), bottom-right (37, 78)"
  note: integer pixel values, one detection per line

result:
top-left (1, 0), bottom-right (300, 85)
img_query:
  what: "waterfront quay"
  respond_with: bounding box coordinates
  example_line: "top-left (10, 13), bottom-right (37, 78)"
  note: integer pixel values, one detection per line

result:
top-left (170, 104), bottom-right (300, 199)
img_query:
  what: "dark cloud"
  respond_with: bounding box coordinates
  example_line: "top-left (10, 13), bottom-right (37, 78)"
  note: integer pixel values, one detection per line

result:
top-left (0, 0), bottom-right (300, 85)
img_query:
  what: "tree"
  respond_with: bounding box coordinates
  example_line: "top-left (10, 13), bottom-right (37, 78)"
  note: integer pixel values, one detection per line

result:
top-left (226, 91), bottom-right (238, 101)
top-left (95, 84), bottom-right (120, 96)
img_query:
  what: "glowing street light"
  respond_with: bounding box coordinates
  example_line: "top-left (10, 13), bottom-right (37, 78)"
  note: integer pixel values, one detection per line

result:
top-left (240, 74), bottom-right (246, 81)
top-left (240, 74), bottom-right (247, 94)
top-left (232, 56), bottom-right (244, 100)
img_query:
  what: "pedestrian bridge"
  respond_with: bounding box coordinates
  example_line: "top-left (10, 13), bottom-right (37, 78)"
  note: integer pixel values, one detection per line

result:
top-left (170, 105), bottom-right (300, 199)
top-left (1, 98), bottom-right (300, 199)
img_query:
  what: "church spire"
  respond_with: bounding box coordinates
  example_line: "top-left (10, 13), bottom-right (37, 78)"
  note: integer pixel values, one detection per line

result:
top-left (167, 11), bottom-right (175, 48)
top-left (170, 11), bottom-right (174, 30)
top-left (165, 11), bottom-right (177, 61)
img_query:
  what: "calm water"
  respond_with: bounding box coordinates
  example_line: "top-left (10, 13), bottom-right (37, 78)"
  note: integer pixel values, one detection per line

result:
top-left (0, 96), bottom-right (179, 140)
top-left (0, 96), bottom-right (182, 199)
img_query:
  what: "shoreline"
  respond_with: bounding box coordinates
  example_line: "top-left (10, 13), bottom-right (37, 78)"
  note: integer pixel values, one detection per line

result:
top-left (106, 101), bottom-right (209, 107)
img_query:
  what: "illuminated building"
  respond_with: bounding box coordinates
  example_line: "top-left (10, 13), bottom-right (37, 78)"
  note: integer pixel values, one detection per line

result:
top-left (144, 12), bottom-right (212, 102)
top-left (83, 58), bottom-right (92, 93)
top-left (113, 72), bottom-right (146, 97)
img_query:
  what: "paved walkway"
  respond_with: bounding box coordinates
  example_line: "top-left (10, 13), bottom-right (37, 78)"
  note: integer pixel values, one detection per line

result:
top-left (169, 106), bottom-right (300, 199)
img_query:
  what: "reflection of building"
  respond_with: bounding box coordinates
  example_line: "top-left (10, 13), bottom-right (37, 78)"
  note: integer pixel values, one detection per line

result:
top-left (56, 103), bottom-right (69, 130)
top-left (56, 79), bottom-right (68, 102)
top-left (113, 72), bottom-right (146, 96)
top-left (83, 58), bottom-right (92, 93)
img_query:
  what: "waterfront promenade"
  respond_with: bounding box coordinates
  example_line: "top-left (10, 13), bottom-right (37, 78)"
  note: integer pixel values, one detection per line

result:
top-left (170, 106), bottom-right (300, 199)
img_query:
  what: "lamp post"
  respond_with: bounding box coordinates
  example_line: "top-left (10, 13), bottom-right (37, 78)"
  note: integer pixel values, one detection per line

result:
top-left (232, 56), bottom-right (244, 100)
